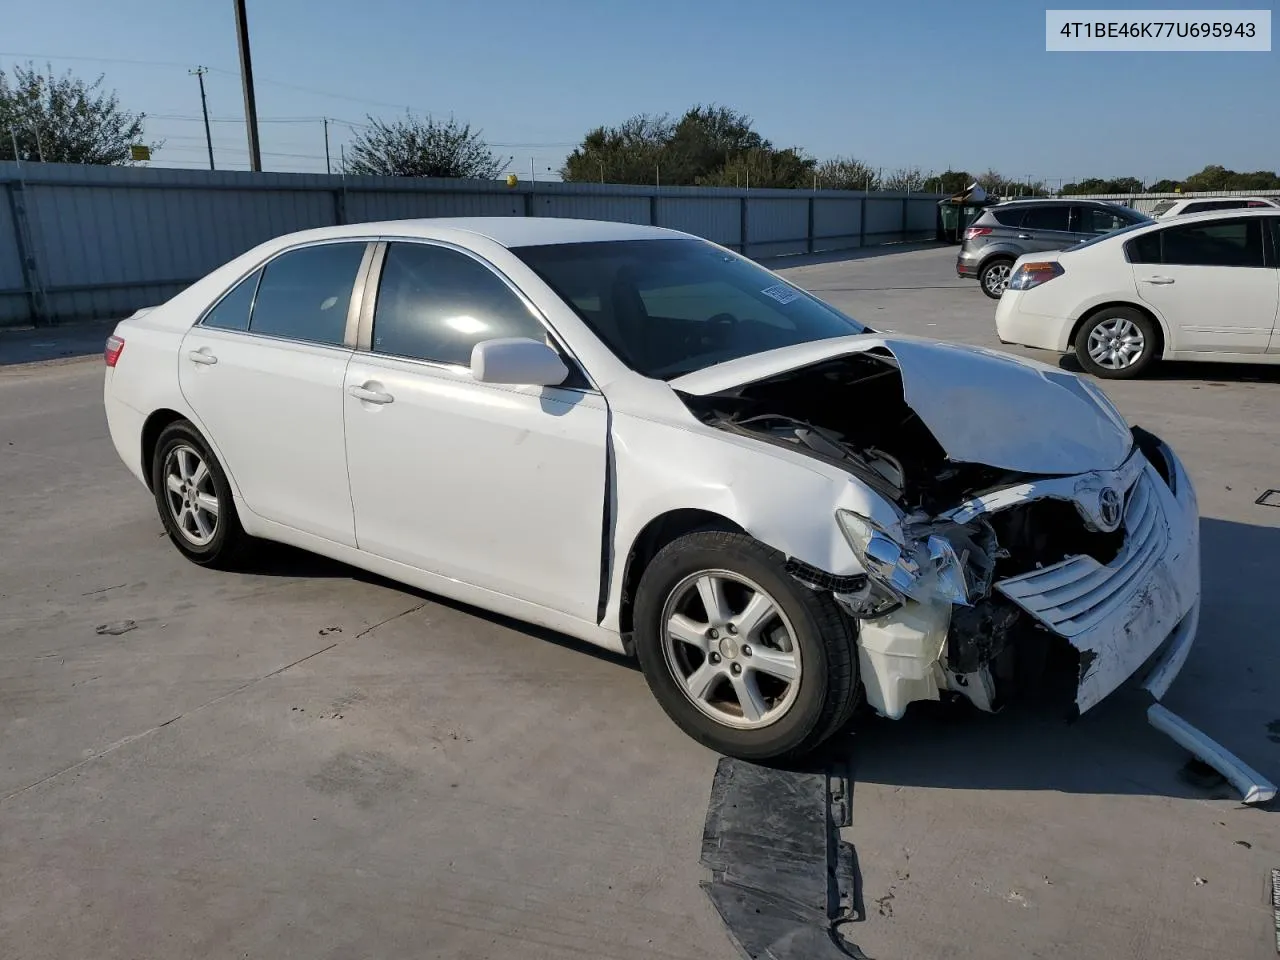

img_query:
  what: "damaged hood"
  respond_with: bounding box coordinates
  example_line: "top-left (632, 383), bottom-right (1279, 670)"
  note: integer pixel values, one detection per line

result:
top-left (670, 335), bottom-right (1133, 475)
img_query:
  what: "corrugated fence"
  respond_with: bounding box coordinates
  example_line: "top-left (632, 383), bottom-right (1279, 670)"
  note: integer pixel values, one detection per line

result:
top-left (0, 161), bottom-right (944, 327)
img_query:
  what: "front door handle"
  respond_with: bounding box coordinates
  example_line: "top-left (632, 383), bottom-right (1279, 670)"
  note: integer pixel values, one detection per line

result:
top-left (1141, 276), bottom-right (1176, 285)
top-left (348, 384), bottom-right (394, 405)
top-left (187, 349), bottom-right (218, 365)
top-left (1016, 233), bottom-right (1033, 239)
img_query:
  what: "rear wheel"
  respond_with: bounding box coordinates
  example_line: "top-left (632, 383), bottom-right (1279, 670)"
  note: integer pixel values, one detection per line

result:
top-left (633, 531), bottom-right (859, 761)
top-left (978, 258), bottom-right (1014, 299)
top-left (1074, 307), bottom-right (1158, 379)
top-left (151, 420), bottom-right (249, 568)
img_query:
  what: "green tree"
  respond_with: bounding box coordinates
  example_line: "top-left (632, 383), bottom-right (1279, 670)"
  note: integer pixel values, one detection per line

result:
top-left (933, 170), bottom-right (975, 195)
top-left (561, 104), bottom-right (813, 187)
top-left (1182, 164), bottom-right (1280, 192)
top-left (0, 62), bottom-right (155, 164)
top-left (882, 166), bottom-right (926, 192)
top-left (698, 146), bottom-right (817, 189)
top-left (345, 114), bottom-right (509, 179)
top-left (1061, 176), bottom-right (1144, 195)
top-left (1147, 178), bottom-right (1179, 193)
top-left (815, 156), bottom-right (878, 190)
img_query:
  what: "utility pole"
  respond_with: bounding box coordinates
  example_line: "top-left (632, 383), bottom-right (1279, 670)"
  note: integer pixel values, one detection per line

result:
top-left (190, 67), bottom-right (215, 170)
top-left (233, 0), bottom-right (263, 172)
top-left (323, 117), bottom-right (331, 174)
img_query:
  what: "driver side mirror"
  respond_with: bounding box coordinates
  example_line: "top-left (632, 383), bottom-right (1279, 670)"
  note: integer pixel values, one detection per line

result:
top-left (470, 337), bottom-right (569, 387)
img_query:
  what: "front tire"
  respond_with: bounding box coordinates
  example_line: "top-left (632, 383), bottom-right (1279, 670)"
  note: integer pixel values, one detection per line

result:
top-left (979, 258), bottom-right (1014, 299)
top-left (1074, 307), bottom-right (1158, 379)
top-left (151, 420), bottom-right (249, 568)
top-left (633, 531), bottom-right (859, 761)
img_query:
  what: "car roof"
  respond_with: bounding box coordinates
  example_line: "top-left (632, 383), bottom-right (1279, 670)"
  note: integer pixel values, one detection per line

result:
top-left (1143, 207), bottom-right (1280, 225)
top-left (258, 217), bottom-right (690, 250)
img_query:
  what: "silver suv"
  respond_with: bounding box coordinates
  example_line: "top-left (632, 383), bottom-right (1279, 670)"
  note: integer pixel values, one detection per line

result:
top-left (957, 199), bottom-right (1150, 298)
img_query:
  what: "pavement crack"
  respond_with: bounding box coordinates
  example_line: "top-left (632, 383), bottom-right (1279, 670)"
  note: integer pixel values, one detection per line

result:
top-left (0, 600), bottom-right (426, 805)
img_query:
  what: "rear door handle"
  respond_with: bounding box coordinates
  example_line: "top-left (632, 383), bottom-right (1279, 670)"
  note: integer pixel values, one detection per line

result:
top-left (1141, 276), bottom-right (1175, 285)
top-left (348, 384), bottom-right (394, 405)
top-left (187, 349), bottom-right (217, 365)
top-left (1016, 233), bottom-right (1033, 239)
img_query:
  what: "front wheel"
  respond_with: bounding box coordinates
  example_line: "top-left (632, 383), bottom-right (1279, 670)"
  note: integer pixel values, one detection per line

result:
top-left (1074, 307), bottom-right (1158, 379)
top-left (979, 258), bottom-right (1014, 299)
top-left (633, 531), bottom-right (859, 761)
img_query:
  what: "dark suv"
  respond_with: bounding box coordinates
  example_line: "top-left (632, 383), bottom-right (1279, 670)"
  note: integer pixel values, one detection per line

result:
top-left (957, 199), bottom-right (1150, 298)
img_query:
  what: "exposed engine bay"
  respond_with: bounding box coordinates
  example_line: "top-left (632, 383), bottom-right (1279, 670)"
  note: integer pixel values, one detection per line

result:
top-left (677, 351), bottom-right (1150, 716)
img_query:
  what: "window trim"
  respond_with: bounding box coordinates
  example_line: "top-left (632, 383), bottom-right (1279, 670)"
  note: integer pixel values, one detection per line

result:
top-left (355, 237), bottom-right (600, 395)
top-left (195, 238), bottom-right (378, 350)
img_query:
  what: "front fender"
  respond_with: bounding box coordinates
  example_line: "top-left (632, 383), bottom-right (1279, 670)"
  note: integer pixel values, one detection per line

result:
top-left (602, 412), bottom-right (896, 632)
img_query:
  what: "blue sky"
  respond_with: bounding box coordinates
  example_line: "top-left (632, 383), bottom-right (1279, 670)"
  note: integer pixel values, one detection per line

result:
top-left (3, 0), bottom-right (1276, 183)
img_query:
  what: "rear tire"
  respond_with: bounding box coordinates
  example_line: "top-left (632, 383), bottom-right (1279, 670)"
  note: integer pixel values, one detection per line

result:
top-left (1074, 307), bottom-right (1158, 379)
top-left (633, 531), bottom-right (859, 762)
top-left (151, 420), bottom-right (250, 568)
top-left (978, 258), bottom-right (1014, 299)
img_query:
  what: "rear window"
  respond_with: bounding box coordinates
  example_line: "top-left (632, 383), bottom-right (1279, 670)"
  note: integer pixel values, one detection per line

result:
top-left (1149, 201), bottom-right (1178, 216)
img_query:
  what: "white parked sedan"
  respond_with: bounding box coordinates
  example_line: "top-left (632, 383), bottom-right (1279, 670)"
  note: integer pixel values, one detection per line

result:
top-left (996, 209), bottom-right (1280, 378)
top-left (104, 218), bottom-right (1201, 760)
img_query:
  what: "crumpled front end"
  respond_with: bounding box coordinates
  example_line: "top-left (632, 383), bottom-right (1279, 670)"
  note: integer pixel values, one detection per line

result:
top-left (833, 432), bottom-right (1200, 718)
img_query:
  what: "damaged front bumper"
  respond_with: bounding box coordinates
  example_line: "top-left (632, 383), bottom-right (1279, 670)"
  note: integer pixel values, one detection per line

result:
top-left (829, 435), bottom-right (1201, 720)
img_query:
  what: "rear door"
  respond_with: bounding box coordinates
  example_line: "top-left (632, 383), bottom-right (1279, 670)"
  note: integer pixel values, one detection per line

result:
top-left (1016, 204), bottom-right (1078, 252)
top-left (179, 241), bottom-right (372, 544)
top-left (1130, 216), bottom-right (1278, 354)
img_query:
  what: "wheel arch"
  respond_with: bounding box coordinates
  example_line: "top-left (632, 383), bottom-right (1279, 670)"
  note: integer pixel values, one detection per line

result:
top-left (1068, 300), bottom-right (1168, 358)
top-left (140, 408), bottom-right (189, 492)
top-left (616, 509), bottom-right (745, 648)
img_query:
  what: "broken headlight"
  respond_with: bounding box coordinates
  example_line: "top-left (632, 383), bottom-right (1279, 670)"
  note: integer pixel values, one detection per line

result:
top-left (836, 511), bottom-right (996, 611)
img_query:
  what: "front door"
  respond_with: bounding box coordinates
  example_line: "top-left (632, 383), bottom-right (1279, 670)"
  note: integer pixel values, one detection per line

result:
top-left (179, 241), bottom-right (370, 545)
top-left (1130, 216), bottom-right (1278, 354)
top-left (343, 241), bottom-right (608, 621)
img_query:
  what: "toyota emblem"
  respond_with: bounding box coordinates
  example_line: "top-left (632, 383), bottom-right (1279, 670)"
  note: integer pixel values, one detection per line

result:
top-left (1098, 487), bottom-right (1123, 531)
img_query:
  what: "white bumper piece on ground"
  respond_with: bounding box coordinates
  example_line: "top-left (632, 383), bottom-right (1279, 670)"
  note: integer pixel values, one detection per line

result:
top-left (1147, 704), bottom-right (1278, 805)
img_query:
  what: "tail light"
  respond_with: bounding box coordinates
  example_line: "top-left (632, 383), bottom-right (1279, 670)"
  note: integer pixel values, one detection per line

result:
top-left (963, 226), bottom-right (992, 240)
top-left (104, 335), bottom-right (125, 367)
top-left (1009, 261), bottom-right (1064, 291)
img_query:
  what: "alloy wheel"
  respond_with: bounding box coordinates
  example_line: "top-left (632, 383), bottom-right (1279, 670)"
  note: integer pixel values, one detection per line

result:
top-left (659, 570), bottom-right (802, 730)
top-left (163, 444), bottom-right (220, 546)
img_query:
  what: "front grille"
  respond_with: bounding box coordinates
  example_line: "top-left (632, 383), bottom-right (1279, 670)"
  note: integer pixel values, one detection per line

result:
top-left (994, 470), bottom-right (1168, 637)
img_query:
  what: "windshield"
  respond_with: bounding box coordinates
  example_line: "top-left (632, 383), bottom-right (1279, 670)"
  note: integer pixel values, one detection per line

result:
top-left (512, 239), bottom-right (865, 379)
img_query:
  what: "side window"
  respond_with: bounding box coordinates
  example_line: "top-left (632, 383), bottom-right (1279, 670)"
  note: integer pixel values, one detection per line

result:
top-left (1130, 218), bottom-right (1266, 268)
top-left (1078, 206), bottom-right (1135, 236)
top-left (1126, 231), bottom-right (1162, 264)
top-left (1019, 205), bottom-right (1070, 232)
top-left (371, 242), bottom-right (552, 368)
top-left (248, 243), bottom-right (367, 346)
top-left (989, 207), bottom-right (1025, 227)
top-left (202, 268), bottom-right (261, 331)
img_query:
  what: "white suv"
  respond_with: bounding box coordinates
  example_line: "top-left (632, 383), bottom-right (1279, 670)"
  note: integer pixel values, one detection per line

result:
top-left (1150, 196), bottom-right (1279, 218)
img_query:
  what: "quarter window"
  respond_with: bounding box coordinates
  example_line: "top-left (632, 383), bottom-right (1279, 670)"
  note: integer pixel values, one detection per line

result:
top-left (202, 268), bottom-right (261, 331)
top-left (248, 242), bottom-right (367, 346)
top-left (371, 242), bottom-right (550, 367)
top-left (1127, 217), bottom-right (1266, 267)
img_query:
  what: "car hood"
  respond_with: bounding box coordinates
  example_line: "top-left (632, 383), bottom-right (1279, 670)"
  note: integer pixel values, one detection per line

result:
top-left (670, 335), bottom-right (1133, 475)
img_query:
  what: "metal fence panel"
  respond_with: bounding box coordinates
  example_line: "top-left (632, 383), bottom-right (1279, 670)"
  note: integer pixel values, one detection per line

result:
top-left (745, 198), bottom-right (808, 258)
top-left (654, 197), bottom-right (741, 248)
top-left (0, 162), bottom-right (945, 327)
top-left (813, 198), bottom-right (862, 251)
top-left (532, 194), bottom-right (651, 223)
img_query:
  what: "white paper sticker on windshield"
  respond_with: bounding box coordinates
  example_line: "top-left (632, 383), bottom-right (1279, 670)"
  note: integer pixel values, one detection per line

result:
top-left (761, 284), bottom-right (800, 305)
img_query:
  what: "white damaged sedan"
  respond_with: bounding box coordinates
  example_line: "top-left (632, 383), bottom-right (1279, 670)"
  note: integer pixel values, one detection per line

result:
top-left (103, 218), bottom-right (1201, 760)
